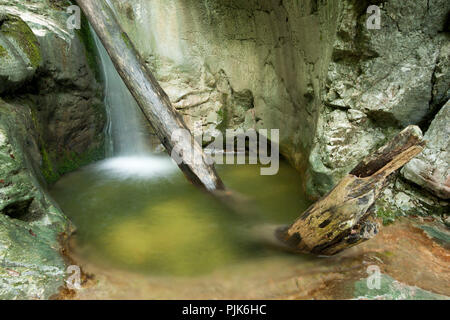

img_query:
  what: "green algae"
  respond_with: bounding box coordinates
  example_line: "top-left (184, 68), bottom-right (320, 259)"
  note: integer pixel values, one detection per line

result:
top-left (75, 12), bottom-right (102, 81)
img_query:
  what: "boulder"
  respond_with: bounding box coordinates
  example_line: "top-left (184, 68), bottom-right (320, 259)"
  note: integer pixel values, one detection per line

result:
top-left (0, 0), bottom-right (106, 184)
top-left (0, 0), bottom-right (106, 299)
top-left (0, 98), bottom-right (72, 300)
top-left (402, 101), bottom-right (450, 199)
top-left (308, 0), bottom-right (450, 197)
top-left (0, 13), bottom-right (41, 94)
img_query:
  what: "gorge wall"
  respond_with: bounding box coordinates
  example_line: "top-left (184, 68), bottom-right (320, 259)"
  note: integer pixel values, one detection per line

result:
top-left (0, 0), bottom-right (448, 299)
top-left (0, 0), bottom-right (106, 299)
top-left (112, 0), bottom-right (449, 219)
top-left (110, 0), bottom-right (341, 175)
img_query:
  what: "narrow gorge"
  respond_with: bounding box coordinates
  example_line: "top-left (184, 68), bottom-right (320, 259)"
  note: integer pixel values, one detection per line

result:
top-left (0, 0), bottom-right (448, 300)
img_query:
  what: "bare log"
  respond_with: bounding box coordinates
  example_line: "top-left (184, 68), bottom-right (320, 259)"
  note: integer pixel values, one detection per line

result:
top-left (75, 0), bottom-right (224, 191)
top-left (276, 125), bottom-right (426, 255)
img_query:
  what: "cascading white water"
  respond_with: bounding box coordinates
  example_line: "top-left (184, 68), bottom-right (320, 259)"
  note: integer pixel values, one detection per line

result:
top-left (91, 27), bottom-right (177, 179)
top-left (92, 30), bottom-right (152, 156)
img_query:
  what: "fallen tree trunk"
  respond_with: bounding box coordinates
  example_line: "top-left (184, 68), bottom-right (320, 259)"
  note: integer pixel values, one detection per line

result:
top-left (276, 125), bottom-right (425, 255)
top-left (76, 0), bottom-right (224, 191)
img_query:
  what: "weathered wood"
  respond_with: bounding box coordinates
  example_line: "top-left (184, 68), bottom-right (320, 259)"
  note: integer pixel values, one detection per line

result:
top-left (276, 125), bottom-right (426, 255)
top-left (75, 0), bottom-right (224, 191)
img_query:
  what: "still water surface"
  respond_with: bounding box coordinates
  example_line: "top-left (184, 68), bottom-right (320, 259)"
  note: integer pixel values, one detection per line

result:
top-left (51, 156), bottom-right (311, 276)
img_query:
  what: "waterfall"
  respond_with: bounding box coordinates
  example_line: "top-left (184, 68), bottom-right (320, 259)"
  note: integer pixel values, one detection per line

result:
top-left (90, 27), bottom-right (177, 179)
top-left (92, 28), bottom-right (153, 157)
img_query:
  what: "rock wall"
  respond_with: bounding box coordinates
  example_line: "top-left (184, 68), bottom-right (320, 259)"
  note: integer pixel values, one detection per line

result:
top-left (0, 0), bottom-right (106, 299)
top-left (402, 102), bottom-right (449, 200)
top-left (0, 98), bottom-right (72, 299)
top-left (377, 100), bottom-right (449, 224)
top-left (308, 0), bottom-right (450, 198)
top-left (113, 1), bottom-right (448, 215)
top-left (0, 0), bottom-right (106, 184)
top-left (111, 0), bottom-right (341, 174)
top-left (307, 0), bottom-right (449, 221)
top-left (0, 0), bottom-right (447, 299)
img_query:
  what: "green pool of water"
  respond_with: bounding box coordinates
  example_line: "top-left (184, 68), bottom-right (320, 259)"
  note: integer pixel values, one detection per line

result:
top-left (51, 155), bottom-right (311, 276)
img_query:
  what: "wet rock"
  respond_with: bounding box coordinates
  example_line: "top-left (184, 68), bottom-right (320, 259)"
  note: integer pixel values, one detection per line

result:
top-left (354, 274), bottom-right (449, 300)
top-left (376, 177), bottom-right (448, 222)
top-left (443, 215), bottom-right (450, 228)
top-left (0, 0), bottom-right (105, 299)
top-left (307, 107), bottom-right (388, 196)
top-left (308, 0), bottom-right (450, 197)
top-left (402, 102), bottom-right (450, 199)
top-left (324, 0), bottom-right (443, 126)
top-left (0, 98), bottom-right (72, 300)
top-left (1, 0), bottom-right (106, 184)
top-left (0, 13), bottom-right (41, 94)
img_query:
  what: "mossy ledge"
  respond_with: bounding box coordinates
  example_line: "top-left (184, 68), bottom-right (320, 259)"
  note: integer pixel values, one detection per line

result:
top-left (0, 44), bottom-right (8, 58)
top-left (30, 107), bottom-right (106, 185)
top-left (0, 14), bottom-right (41, 68)
top-left (41, 145), bottom-right (105, 185)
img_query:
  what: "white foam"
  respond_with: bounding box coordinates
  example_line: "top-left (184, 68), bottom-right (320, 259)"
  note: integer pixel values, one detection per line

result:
top-left (95, 156), bottom-right (178, 180)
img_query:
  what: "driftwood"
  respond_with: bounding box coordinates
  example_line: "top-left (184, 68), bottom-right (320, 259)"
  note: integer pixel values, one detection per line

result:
top-left (76, 0), bottom-right (224, 191)
top-left (276, 125), bottom-right (425, 255)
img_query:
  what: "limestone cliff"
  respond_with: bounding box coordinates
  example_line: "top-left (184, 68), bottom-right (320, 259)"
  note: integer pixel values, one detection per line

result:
top-left (0, 0), bottom-right (106, 299)
top-left (112, 0), bottom-right (449, 219)
top-left (110, 0), bottom-right (341, 173)
top-left (0, 0), bottom-right (448, 299)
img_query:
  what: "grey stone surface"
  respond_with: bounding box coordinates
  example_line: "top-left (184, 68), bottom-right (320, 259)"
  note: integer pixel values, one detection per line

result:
top-left (376, 178), bottom-right (448, 223)
top-left (308, 0), bottom-right (450, 197)
top-left (0, 13), bottom-right (41, 94)
top-left (110, 0), bottom-right (449, 200)
top-left (0, 0), bottom-right (447, 300)
top-left (0, 0), bottom-right (106, 183)
top-left (0, 0), bottom-right (105, 299)
top-left (110, 0), bottom-right (341, 171)
top-left (0, 98), bottom-right (72, 300)
top-left (402, 101), bottom-right (449, 200)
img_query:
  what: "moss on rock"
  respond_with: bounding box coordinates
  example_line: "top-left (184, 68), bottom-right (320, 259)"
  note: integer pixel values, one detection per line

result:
top-left (0, 15), bottom-right (41, 68)
top-left (376, 207), bottom-right (397, 226)
top-left (0, 45), bottom-right (8, 58)
top-left (75, 12), bottom-right (102, 81)
top-left (47, 145), bottom-right (105, 185)
top-left (0, 98), bottom-right (72, 299)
